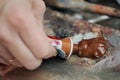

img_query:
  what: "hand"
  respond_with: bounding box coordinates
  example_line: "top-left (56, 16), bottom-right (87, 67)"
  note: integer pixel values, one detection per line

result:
top-left (0, 0), bottom-right (57, 70)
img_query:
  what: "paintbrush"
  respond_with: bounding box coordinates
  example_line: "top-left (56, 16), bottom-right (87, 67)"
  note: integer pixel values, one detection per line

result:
top-left (44, 0), bottom-right (120, 17)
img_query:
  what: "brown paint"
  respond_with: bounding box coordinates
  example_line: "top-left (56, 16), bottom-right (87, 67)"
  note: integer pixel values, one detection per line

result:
top-left (73, 44), bottom-right (79, 54)
top-left (77, 37), bottom-right (108, 59)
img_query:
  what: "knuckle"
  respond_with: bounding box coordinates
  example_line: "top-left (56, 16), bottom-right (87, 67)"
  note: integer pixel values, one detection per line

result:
top-left (0, 33), bottom-right (5, 42)
top-left (38, 0), bottom-right (46, 14)
top-left (0, 33), bottom-right (14, 45)
top-left (13, 12), bottom-right (27, 26)
top-left (0, 32), bottom-right (8, 42)
top-left (41, 0), bottom-right (46, 12)
top-left (6, 10), bottom-right (28, 30)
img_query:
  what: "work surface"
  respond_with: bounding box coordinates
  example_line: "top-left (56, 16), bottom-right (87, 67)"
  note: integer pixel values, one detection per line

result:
top-left (6, 56), bottom-right (96, 80)
top-left (4, 55), bottom-right (120, 80)
top-left (2, 18), bottom-right (120, 80)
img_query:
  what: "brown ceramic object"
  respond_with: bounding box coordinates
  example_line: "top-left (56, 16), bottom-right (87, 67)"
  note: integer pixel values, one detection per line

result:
top-left (61, 37), bottom-right (73, 59)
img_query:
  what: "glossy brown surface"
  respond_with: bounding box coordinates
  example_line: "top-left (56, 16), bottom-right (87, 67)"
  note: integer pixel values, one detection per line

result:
top-left (61, 37), bottom-right (73, 58)
top-left (78, 37), bottom-right (108, 58)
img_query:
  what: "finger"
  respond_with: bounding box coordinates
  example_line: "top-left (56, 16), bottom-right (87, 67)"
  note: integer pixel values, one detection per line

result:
top-left (0, 0), bottom-right (42, 70)
top-left (0, 56), bottom-right (9, 65)
top-left (32, 0), bottom-right (57, 58)
top-left (0, 44), bottom-right (23, 67)
top-left (12, 9), bottom-right (56, 59)
top-left (3, 32), bottom-right (42, 70)
top-left (31, 0), bottom-right (57, 58)
top-left (4, 2), bottom-right (56, 59)
top-left (0, 17), bottom-right (23, 67)
top-left (19, 16), bottom-right (56, 59)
